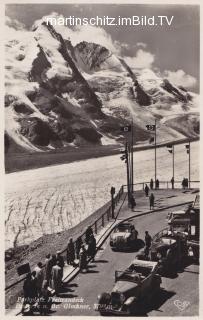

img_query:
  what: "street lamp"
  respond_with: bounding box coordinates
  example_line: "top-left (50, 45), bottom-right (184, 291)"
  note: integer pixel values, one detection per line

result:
top-left (185, 142), bottom-right (191, 188)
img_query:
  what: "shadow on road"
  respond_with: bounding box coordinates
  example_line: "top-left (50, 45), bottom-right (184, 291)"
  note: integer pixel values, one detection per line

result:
top-left (134, 288), bottom-right (176, 316)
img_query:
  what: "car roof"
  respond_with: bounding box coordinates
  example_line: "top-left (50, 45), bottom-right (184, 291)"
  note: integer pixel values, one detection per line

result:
top-left (171, 210), bottom-right (185, 215)
top-left (117, 222), bottom-right (133, 227)
top-left (131, 259), bottom-right (158, 269)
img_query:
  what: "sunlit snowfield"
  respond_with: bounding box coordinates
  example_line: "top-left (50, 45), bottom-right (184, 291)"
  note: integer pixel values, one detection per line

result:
top-left (5, 141), bottom-right (199, 249)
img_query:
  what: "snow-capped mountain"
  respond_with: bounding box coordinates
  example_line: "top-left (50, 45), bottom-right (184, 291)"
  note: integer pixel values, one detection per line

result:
top-left (5, 20), bottom-right (199, 153)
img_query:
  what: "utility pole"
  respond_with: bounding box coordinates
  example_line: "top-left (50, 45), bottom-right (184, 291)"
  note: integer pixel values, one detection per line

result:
top-left (185, 142), bottom-right (191, 189)
top-left (154, 119), bottom-right (157, 183)
top-left (172, 144), bottom-right (175, 180)
top-left (131, 120), bottom-right (134, 193)
top-left (189, 141), bottom-right (191, 189)
top-left (120, 142), bottom-right (130, 205)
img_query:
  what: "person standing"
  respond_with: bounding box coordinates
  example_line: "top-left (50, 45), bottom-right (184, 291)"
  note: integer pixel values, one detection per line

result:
top-left (144, 184), bottom-right (149, 197)
top-left (56, 251), bottom-right (64, 278)
top-left (85, 226), bottom-right (93, 244)
top-left (44, 254), bottom-right (52, 283)
top-left (51, 260), bottom-right (63, 295)
top-left (171, 177), bottom-right (174, 189)
top-left (149, 193), bottom-right (155, 210)
top-left (130, 194), bottom-right (136, 211)
top-left (67, 238), bottom-right (75, 265)
top-left (21, 273), bottom-right (37, 314)
top-left (145, 231), bottom-right (152, 258)
top-left (79, 244), bottom-right (88, 272)
top-left (150, 179), bottom-right (154, 190)
top-left (34, 262), bottom-right (44, 296)
top-left (155, 179), bottom-right (159, 189)
top-left (87, 234), bottom-right (97, 261)
top-left (75, 237), bottom-right (82, 260)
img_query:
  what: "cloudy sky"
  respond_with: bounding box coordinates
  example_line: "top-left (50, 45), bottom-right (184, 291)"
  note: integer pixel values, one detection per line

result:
top-left (5, 3), bottom-right (199, 91)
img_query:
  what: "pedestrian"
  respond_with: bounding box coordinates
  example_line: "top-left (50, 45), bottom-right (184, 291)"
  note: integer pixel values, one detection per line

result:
top-left (85, 226), bottom-right (93, 244)
top-left (79, 244), bottom-right (88, 272)
top-left (44, 254), bottom-right (52, 283)
top-left (51, 260), bottom-right (63, 295)
top-left (145, 231), bottom-right (152, 250)
top-left (21, 272), bottom-right (37, 314)
top-left (182, 178), bottom-right (186, 189)
top-left (56, 251), bottom-right (64, 278)
top-left (150, 178), bottom-right (154, 190)
top-left (171, 177), bottom-right (174, 189)
top-left (67, 238), bottom-right (75, 265)
top-left (87, 234), bottom-right (97, 261)
top-left (155, 179), bottom-right (159, 189)
top-left (75, 237), bottom-right (82, 260)
top-left (34, 262), bottom-right (44, 296)
top-left (149, 193), bottom-right (155, 210)
top-left (144, 184), bottom-right (149, 197)
top-left (185, 178), bottom-right (189, 189)
top-left (130, 194), bottom-right (136, 211)
top-left (39, 280), bottom-right (52, 315)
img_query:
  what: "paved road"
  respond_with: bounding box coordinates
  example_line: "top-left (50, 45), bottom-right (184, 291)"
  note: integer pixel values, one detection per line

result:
top-left (50, 190), bottom-right (199, 316)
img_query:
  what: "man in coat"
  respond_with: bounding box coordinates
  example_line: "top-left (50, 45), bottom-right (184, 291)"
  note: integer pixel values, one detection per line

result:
top-left (34, 262), bottom-right (44, 296)
top-left (51, 260), bottom-right (63, 295)
top-left (67, 238), bottom-right (75, 265)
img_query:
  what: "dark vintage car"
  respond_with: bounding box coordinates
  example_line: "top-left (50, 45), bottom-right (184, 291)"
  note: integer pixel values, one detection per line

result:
top-left (96, 260), bottom-right (161, 315)
top-left (110, 222), bottom-right (138, 250)
top-left (150, 229), bottom-right (188, 274)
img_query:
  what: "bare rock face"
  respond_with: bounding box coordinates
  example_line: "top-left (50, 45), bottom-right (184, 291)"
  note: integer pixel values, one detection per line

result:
top-left (5, 19), bottom-right (199, 153)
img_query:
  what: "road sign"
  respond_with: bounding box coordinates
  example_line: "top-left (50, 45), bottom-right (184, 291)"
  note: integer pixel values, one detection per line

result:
top-left (146, 124), bottom-right (155, 131)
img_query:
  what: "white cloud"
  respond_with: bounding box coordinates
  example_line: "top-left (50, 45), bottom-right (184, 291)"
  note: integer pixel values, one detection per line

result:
top-left (33, 12), bottom-right (120, 54)
top-left (164, 69), bottom-right (197, 89)
top-left (5, 16), bottom-right (26, 30)
top-left (136, 42), bottom-right (147, 48)
top-left (124, 49), bottom-right (155, 69)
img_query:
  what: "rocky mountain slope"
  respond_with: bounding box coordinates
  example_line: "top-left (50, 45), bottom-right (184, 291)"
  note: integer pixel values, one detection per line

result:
top-left (5, 20), bottom-right (199, 153)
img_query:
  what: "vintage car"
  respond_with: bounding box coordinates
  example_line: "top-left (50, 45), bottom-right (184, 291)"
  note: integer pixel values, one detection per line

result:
top-left (97, 260), bottom-right (161, 315)
top-left (150, 229), bottom-right (188, 274)
top-left (167, 210), bottom-right (186, 224)
top-left (110, 222), bottom-right (138, 250)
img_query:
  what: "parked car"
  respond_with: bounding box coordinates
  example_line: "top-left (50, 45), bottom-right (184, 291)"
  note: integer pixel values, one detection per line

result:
top-left (150, 231), bottom-right (188, 274)
top-left (96, 259), bottom-right (161, 315)
top-left (110, 222), bottom-right (138, 250)
top-left (166, 210), bottom-right (186, 224)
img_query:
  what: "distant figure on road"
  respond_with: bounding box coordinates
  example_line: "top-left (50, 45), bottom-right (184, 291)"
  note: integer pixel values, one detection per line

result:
top-left (144, 184), bottom-right (149, 197)
top-left (130, 194), bottom-right (136, 210)
top-left (171, 177), bottom-right (174, 189)
top-left (182, 177), bottom-right (188, 189)
top-left (185, 178), bottom-right (189, 189)
top-left (149, 193), bottom-right (155, 210)
top-left (155, 179), bottom-right (159, 189)
top-left (67, 238), bottom-right (75, 265)
top-left (75, 237), bottom-right (82, 259)
top-left (51, 261), bottom-right (63, 295)
top-left (79, 244), bottom-right (88, 272)
top-left (150, 179), bottom-right (154, 190)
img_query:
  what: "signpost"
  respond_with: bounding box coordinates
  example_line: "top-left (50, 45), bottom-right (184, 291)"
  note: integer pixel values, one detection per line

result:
top-left (166, 144), bottom-right (175, 179)
top-left (185, 142), bottom-right (191, 188)
top-left (146, 120), bottom-right (157, 182)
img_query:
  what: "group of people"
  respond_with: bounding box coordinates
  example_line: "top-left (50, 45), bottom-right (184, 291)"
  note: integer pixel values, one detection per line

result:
top-left (22, 226), bottom-right (97, 313)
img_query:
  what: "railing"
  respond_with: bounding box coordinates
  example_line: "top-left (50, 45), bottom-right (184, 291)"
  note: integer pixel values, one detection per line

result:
top-left (5, 185), bottom-right (124, 293)
top-left (123, 180), bottom-right (200, 192)
top-left (5, 180), bottom-right (199, 294)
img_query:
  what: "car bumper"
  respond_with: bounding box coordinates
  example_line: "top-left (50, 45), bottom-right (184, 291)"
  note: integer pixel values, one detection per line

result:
top-left (98, 307), bottom-right (130, 316)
